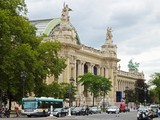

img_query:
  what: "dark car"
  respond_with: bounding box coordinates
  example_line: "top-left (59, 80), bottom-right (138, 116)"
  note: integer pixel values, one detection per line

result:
top-left (71, 106), bottom-right (89, 116)
top-left (52, 108), bottom-right (68, 117)
top-left (71, 107), bottom-right (83, 115)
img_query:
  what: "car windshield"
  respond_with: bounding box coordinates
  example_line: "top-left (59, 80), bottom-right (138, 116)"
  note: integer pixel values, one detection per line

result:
top-left (92, 107), bottom-right (97, 109)
top-left (110, 106), bottom-right (117, 109)
top-left (73, 107), bottom-right (82, 110)
top-left (138, 107), bottom-right (148, 112)
top-left (53, 108), bottom-right (61, 112)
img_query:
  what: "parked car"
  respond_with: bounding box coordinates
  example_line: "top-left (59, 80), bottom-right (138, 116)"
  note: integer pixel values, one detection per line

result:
top-left (71, 106), bottom-right (90, 116)
top-left (52, 108), bottom-right (68, 117)
top-left (91, 106), bottom-right (101, 114)
top-left (71, 106), bottom-right (83, 115)
top-left (107, 105), bottom-right (119, 114)
top-left (63, 106), bottom-right (75, 113)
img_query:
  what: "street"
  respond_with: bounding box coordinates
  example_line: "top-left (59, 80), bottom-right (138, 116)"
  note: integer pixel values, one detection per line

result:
top-left (0, 111), bottom-right (159, 120)
top-left (0, 111), bottom-right (137, 120)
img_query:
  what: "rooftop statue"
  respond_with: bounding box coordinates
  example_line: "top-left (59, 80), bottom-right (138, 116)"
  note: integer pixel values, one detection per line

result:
top-left (61, 3), bottom-right (72, 23)
top-left (128, 59), bottom-right (140, 72)
top-left (106, 27), bottom-right (113, 40)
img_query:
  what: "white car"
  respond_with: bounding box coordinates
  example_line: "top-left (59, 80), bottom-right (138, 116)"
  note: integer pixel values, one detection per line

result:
top-left (107, 106), bottom-right (119, 114)
top-left (91, 107), bottom-right (101, 114)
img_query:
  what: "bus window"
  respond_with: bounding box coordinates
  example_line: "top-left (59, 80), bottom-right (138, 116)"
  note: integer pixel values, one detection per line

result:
top-left (37, 101), bottom-right (42, 108)
top-left (53, 102), bottom-right (63, 108)
top-left (23, 101), bottom-right (37, 109)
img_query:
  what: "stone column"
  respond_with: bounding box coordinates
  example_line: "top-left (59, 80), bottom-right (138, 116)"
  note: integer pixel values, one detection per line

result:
top-left (97, 65), bottom-right (100, 75)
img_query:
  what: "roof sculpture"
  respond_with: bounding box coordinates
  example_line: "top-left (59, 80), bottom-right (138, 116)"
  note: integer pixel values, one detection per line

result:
top-left (30, 4), bottom-right (80, 45)
top-left (128, 59), bottom-right (140, 72)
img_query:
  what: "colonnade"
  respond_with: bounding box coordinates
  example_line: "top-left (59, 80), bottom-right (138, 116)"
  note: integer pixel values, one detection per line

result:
top-left (117, 79), bottom-right (135, 92)
top-left (66, 58), bottom-right (112, 106)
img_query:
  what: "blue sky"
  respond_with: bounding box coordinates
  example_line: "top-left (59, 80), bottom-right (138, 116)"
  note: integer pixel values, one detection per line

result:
top-left (25, 0), bottom-right (160, 80)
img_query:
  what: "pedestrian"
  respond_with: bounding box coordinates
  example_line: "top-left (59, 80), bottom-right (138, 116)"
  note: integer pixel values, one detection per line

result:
top-left (158, 107), bottom-right (160, 118)
top-left (15, 106), bottom-right (19, 117)
top-left (0, 108), bottom-right (2, 118)
top-left (5, 108), bottom-right (10, 118)
top-left (115, 107), bottom-right (119, 117)
top-left (85, 105), bottom-right (89, 115)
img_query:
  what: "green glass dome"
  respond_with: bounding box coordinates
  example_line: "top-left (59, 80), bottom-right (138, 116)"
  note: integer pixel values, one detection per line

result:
top-left (30, 18), bottom-right (81, 45)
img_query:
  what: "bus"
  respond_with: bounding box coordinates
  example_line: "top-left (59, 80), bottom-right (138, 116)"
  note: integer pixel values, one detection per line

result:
top-left (21, 97), bottom-right (63, 117)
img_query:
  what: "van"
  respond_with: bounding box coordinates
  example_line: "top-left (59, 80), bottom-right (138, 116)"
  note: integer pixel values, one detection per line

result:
top-left (114, 102), bottom-right (126, 112)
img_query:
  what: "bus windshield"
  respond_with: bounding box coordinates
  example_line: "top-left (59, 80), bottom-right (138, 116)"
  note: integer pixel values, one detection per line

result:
top-left (23, 101), bottom-right (37, 109)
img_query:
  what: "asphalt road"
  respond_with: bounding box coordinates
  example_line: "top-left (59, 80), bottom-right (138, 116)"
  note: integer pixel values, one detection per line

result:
top-left (0, 111), bottom-right (159, 120)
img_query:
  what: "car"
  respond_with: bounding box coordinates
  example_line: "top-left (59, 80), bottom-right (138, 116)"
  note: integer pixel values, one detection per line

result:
top-left (107, 105), bottom-right (119, 114)
top-left (71, 106), bottom-right (90, 116)
top-left (137, 106), bottom-right (154, 120)
top-left (63, 106), bottom-right (75, 113)
top-left (71, 106), bottom-right (83, 115)
top-left (52, 108), bottom-right (68, 117)
top-left (150, 105), bottom-right (159, 117)
top-left (91, 106), bottom-right (101, 114)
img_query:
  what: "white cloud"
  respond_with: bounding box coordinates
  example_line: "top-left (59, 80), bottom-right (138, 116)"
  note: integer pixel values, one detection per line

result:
top-left (25, 0), bottom-right (160, 80)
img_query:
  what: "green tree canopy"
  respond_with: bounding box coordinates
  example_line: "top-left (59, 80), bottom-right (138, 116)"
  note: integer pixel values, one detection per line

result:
top-left (151, 73), bottom-right (160, 103)
top-left (78, 73), bottom-right (112, 106)
top-left (0, 0), bottom-right (66, 109)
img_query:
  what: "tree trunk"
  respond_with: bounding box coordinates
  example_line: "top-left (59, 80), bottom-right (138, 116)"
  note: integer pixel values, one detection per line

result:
top-left (92, 94), bottom-right (94, 106)
top-left (9, 93), bottom-right (12, 110)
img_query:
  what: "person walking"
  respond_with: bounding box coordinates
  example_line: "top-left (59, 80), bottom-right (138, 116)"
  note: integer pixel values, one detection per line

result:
top-left (5, 108), bottom-right (10, 118)
top-left (0, 108), bottom-right (2, 118)
top-left (15, 106), bottom-right (19, 117)
top-left (85, 105), bottom-right (89, 115)
top-left (115, 107), bottom-right (119, 117)
top-left (158, 107), bottom-right (160, 118)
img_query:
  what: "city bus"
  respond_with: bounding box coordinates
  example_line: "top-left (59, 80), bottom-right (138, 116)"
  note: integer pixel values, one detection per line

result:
top-left (21, 97), bottom-right (63, 117)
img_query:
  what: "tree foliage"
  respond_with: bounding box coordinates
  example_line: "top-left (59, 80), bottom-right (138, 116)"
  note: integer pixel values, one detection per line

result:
top-left (135, 79), bottom-right (146, 103)
top-left (78, 73), bottom-right (112, 106)
top-left (151, 73), bottom-right (160, 103)
top-left (0, 0), bottom-right (66, 109)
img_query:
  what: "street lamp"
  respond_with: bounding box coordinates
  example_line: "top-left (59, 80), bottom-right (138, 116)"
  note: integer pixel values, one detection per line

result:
top-left (102, 82), bottom-right (105, 112)
top-left (144, 88), bottom-right (147, 106)
top-left (20, 71), bottom-right (27, 98)
top-left (68, 77), bottom-right (74, 116)
top-left (125, 86), bottom-right (129, 107)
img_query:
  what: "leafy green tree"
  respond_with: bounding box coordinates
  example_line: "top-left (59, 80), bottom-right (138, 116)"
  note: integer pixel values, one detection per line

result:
top-left (60, 83), bottom-right (77, 105)
top-left (151, 73), bottom-right (160, 103)
top-left (78, 73), bottom-right (112, 106)
top-left (124, 89), bottom-right (135, 103)
top-left (135, 79), bottom-right (146, 104)
top-left (0, 0), bottom-right (66, 109)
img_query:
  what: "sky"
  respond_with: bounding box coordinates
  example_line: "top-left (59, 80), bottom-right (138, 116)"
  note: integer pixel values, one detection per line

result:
top-left (25, 0), bottom-right (160, 81)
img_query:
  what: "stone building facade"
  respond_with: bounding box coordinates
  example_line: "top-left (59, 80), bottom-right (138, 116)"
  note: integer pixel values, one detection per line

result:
top-left (30, 4), bottom-right (144, 106)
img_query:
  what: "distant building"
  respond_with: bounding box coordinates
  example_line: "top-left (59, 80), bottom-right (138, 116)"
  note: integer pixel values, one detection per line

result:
top-left (30, 4), bottom-right (144, 106)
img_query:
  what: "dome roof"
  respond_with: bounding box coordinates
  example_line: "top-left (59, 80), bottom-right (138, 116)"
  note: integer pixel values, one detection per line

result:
top-left (30, 18), bottom-right (81, 44)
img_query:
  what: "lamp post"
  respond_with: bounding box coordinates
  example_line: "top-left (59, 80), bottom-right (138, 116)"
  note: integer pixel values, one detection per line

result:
top-left (68, 77), bottom-right (74, 116)
top-left (102, 82), bottom-right (105, 112)
top-left (125, 86), bottom-right (129, 107)
top-left (20, 71), bottom-right (27, 98)
top-left (144, 88), bottom-right (147, 106)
